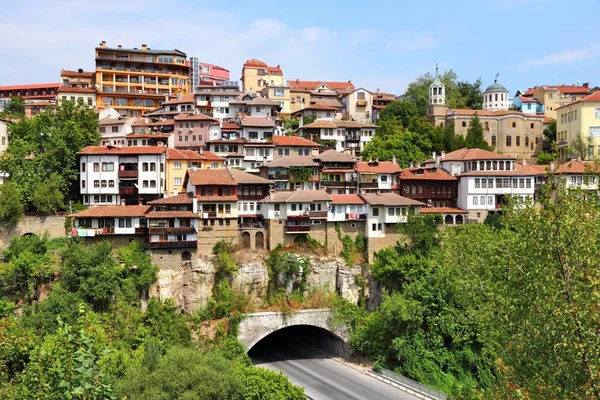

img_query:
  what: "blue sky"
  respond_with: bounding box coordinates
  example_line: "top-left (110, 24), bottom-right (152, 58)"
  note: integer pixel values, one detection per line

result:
top-left (0, 0), bottom-right (599, 95)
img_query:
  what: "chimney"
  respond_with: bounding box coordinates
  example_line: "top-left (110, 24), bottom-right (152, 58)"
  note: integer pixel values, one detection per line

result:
top-left (177, 91), bottom-right (182, 100)
top-left (522, 159), bottom-right (527, 166)
top-left (309, 133), bottom-right (314, 142)
top-left (120, 199), bottom-right (126, 206)
top-left (118, 44), bottom-right (122, 49)
top-left (577, 156), bottom-right (581, 162)
top-left (435, 156), bottom-right (440, 167)
top-left (138, 198), bottom-right (143, 206)
top-left (199, 147), bottom-right (204, 155)
top-left (141, 44), bottom-right (148, 51)
top-left (392, 155), bottom-right (397, 165)
top-left (584, 82), bottom-right (589, 88)
top-left (409, 162), bottom-right (414, 168)
top-left (441, 151), bottom-right (446, 159)
top-left (78, 68), bottom-right (83, 73)
top-left (450, 163), bottom-right (456, 176)
top-left (192, 195), bottom-right (198, 214)
top-left (432, 151), bottom-right (436, 161)
top-left (99, 41), bottom-right (106, 48)
top-left (416, 162), bottom-right (420, 168)
top-left (299, 116), bottom-right (304, 128)
top-left (550, 161), bottom-right (555, 171)
top-left (174, 189), bottom-right (179, 196)
top-left (377, 88), bottom-right (380, 94)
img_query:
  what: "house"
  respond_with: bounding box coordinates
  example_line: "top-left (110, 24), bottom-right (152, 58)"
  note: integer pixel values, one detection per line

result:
top-left (519, 83), bottom-right (596, 119)
top-left (195, 82), bottom-right (241, 120)
top-left (288, 80), bottom-right (355, 92)
top-left (165, 148), bottom-right (224, 196)
top-left (555, 91), bottom-right (600, 160)
top-left (128, 119), bottom-right (174, 147)
top-left (326, 194), bottom-right (367, 254)
top-left (146, 195), bottom-right (199, 251)
top-left (513, 95), bottom-right (544, 115)
top-left (552, 159), bottom-right (600, 190)
top-left (230, 97), bottom-right (281, 118)
top-left (78, 146), bottom-right (166, 206)
top-left (261, 190), bottom-right (331, 248)
top-left (98, 116), bottom-right (136, 146)
top-left (355, 160), bottom-right (402, 193)
top-left (184, 169), bottom-right (238, 253)
top-left (173, 112), bottom-right (218, 151)
top-left (58, 69), bottom-right (96, 108)
top-left (399, 165), bottom-right (458, 208)
top-left (260, 85), bottom-right (291, 118)
top-left (316, 150), bottom-right (358, 194)
top-left (147, 93), bottom-right (196, 118)
top-left (371, 90), bottom-right (398, 121)
top-left (241, 59), bottom-right (283, 94)
top-left (206, 139), bottom-right (245, 169)
top-left (69, 205), bottom-right (151, 246)
top-left (300, 120), bottom-right (376, 156)
top-left (291, 103), bottom-right (341, 121)
top-left (262, 155), bottom-right (321, 190)
top-left (340, 88), bottom-right (373, 122)
top-left (272, 135), bottom-right (322, 159)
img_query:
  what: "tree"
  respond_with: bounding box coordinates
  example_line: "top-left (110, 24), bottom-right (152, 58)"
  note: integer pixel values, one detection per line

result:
top-left (32, 173), bottom-right (65, 214)
top-left (238, 365), bottom-right (305, 400)
top-left (543, 119), bottom-right (556, 142)
top-left (0, 182), bottom-right (23, 226)
top-left (1, 97), bottom-right (25, 117)
top-left (378, 101), bottom-right (419, 127)
top-left (570, 135), bottom-right (592, 160)
top-left (407, 117), bottom-right (444, 154)
top-left (361, 121), bottom-right (426, 167)
top-left (441, 123), bottom-right (466, 152)
top-left (465, 113), bottom-right (489, 150)
top-left (536, 150), bottom-right (557, 165)
top-left (0, 101), bottom-right (99, 209)
top-left (456, 78), bottom-right (484, 110)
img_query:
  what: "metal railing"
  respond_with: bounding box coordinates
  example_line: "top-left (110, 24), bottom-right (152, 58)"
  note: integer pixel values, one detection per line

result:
top-left (374, 367), bottom-right (447, 400)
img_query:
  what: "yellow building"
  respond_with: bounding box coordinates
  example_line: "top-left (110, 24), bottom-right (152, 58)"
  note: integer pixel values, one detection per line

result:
top-left (240, 59), bottom-right (283, 94)
top-left (165, 148), bottom-right (224, 196)
top-left (260, 85), bottom-right (291, 118)
top-left (556, 91), bottom-right (600, 160)
top-left (523, 84), bottom-right (594, 119)
top-left (95, 41), bottom-right (190, 117)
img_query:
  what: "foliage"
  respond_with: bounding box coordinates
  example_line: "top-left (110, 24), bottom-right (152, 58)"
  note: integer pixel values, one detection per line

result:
top-left (543, 119), bottom-right (556, 142)
top-left (442, 123), bottom-right (467, 152)
top-left (536, 150), bottom-right (557, 164)
top-left (331, 296), bottom-right (365, 330)
top-left (266, 250), bottom-right (311, 299)
top-left (288, 166), bottom-right (313, 183)
top-left (0, 101), bottom-right (100, 209)
top-left (465, 113), bottom-right (489, 150)
top-left (361, 121), bottom-right (427, 166)
top-left (483, 212), bottom-right (503, 231)
top-left (237, 365), bottom-right (305, 400)
top-left (335, 223), bottom-right (365, 265)
top-left (31, 173), bottom-right (65, 214)
top-left (142, 299), bottom-right (191, 347)
top-left (293, 233), bottom-right (324, 253)
top-left (0, 182), bottom-right (24, 226)
top-left (378, 100), bottom-right (419, 127)
top-left (0, 97), bottom-right (25, 117)
top-left (570, 135), bottom-right (592, 160)
top-left (118, 240), bottom-right (158, 297)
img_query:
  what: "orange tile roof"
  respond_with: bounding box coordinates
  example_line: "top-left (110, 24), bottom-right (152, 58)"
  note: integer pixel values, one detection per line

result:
top-left (553, 159), bottom-right (600, 174)
top-left (288, 80), bottom-right (354, 91)
top-left (221, 121), bottom-right (241, 132)
top-left (447, 109), bottom-right (544, 119)
top-left (272, 135), bottom-right (322, 147)
top-left (148, 193), bottom-right (193, 205)
top-left (167, 148), bottom-right (206, 160)
top-left (556, 91), bottom-right (600, 110)
top-left (174, 112), bottom-right (216, 121)
top-left (330, 194), bottom-right (365, 205)
top-left (61, 69), bottom-right (95, 78)
top-left (200, 151), bottom-right (225, 161)
top-left (429, 148), bottom-right (515, 162)
top-left (186, 169), bottom-right (236, 186)
top-left (163, 93), bottom-right (195, 105)
top-left (78, 146), bottom-right (166, 155)
top-left (0, 83), bottom-right (60, 91)
top-left (399, 167), bottom-right (457, 181)
top-left (69, 205), bottom-right (150, 218)
top-left (520, 97), bottom-right (541, 103)
top-left (546, 84), bottom-right (591, 94)
top-left (360, 193), bottom-right (424, 206)
top-left (419, 207), bottom-right (468, 214)
top-left (356, 161), bottom-right (401, 174)
top-left (244, 59), bottom-right (268, 67)
top-left (302, 120), bottom-right (336, 129)
top-left (544, 117), bottom-right (554, 124)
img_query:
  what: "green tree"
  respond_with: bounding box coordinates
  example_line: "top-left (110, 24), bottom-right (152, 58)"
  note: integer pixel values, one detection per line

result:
top-left (0, 182), bottom-right (24, 226)
top-left (456, 78), bottom-right (484, 110)
top-left (361, 121), bottom-right (426, 166)
top-left (570, 135), bottom-right (593, 160)
top-left (32, 173), bottom-right (65, 214)
top-left (543, 119), bottom-right (556, 142)
top-left (1, 97), bottom-right (25, 117)
top-left (118, 240), bottom-right (158, 300)
top-left (465, 113), bottom-right (489, 150)
top-left (536, 150), bottom-right (557, 165)
top-left (237, 365), bottom-right (305, 400)
top-left (0, 101), bottom-right (99, 208)
top-left (378, 101), bottom-right (419, 127)
top-left (441, 123), bottom-right (466, 152)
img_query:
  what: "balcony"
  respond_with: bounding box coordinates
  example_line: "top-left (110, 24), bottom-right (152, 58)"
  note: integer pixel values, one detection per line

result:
top-left (356, 99), bottom-right (368, 106)
top-left (119, 187), bottom-right (138, 195)
top-left (268, 174), bottom-right (290, 181)
top-left (149, 240), bottom-right (198, 249)
top-left (321, 181), bottom-right (359, 188)
top-left (149, 226), bottom-right (197, 235)
top-left (285, 225), bottom-right (311, 233)
top-left (309, 211), bottom-right (328, 219)
top-left (346, 213), bottom-right (367, 220)
top-left (135, 227), bottom-right (149, 235)
top-left (359, 182), bottom-right (378, 189)
top-left (346, 135), bottom-right (361, 141)
top-left (118, 170), bottom-right (138, 178)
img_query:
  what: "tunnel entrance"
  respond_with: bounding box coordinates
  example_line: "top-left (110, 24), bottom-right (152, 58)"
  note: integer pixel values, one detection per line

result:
top-left (249, 325), bottom-right (346, 365)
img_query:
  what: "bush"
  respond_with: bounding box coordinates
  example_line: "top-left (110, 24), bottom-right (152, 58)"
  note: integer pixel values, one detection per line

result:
top-left (237, 365), bottom-right (305, 400)
top-left (0, 182), bottom-right (23, 227)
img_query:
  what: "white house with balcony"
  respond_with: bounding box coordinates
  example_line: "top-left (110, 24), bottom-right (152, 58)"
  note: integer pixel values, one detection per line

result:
top-left (98, 116), bottom-right (136, 146)
top-left (553, 159), bottom-right (600, 190)
top-left (355, 161), bottom-right (401, 193)
top-left (260, 190), bottom-right (331, 235)
top-left (69, 205), bottom-right (150, 238)
top-left (300, 120), bottom-right (376, 156)
top-left (360, 193), bottom-right (424, 238)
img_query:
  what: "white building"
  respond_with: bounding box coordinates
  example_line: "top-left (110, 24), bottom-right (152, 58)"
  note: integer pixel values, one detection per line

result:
top-left (260, 190), bottom-right (331, 234)
top-left (355, 161), bottom-right (401, 193)
top-left (340, 88), bottom-right (373, 122)
top-left (483, 74), bottom-right (510, 111)
top-left (360, 193), bottom-right (424, 238)
top-left (98, 116), bottom-right (136, 146)
top-left (291, 103), bottom-right (341, 121)
top-left (300, 120), bottom-right (376, 156)
top-left (553, 159), bottom-right (599, 190)
top-left (327, 194), bottom-right (367, 223)
top-left (78, 146), bottom-right (166, 206)
top-left (69, 205), bottom-right (150, 238)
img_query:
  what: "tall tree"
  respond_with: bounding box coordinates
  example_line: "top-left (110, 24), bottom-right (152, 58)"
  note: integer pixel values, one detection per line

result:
top-left (0, 182), bottom-right (24, 226)
top-left (378, 101), bottom-right (419, 127)
top-left (570, 135), bottom-right (592, 160)
top-left (465, 113), bottom-right (489, 150)
top-left (361, 121), bottom-right (427, 166)
top-left (543, 119), bottom-right (557, 142)
top-left (1, 97), bottom-right (25, 117)
top-left (456, 78), bottom-right (484, 109)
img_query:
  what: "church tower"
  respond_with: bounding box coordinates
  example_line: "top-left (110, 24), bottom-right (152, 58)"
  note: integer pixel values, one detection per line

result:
top-left (483, 73), bottom-right (509, 111)
top-left (428, 64), bottom-right (448, 127)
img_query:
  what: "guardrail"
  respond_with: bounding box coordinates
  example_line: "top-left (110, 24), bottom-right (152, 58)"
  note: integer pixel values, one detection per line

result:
top-left (368, 367), bottom-right (447, 400)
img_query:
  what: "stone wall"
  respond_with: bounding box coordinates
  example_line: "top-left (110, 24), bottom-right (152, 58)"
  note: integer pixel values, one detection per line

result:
top-left (366, 224), bottom-right (404, 263)
top-left (0, 215), bottom-right (66, 249)
top-left (197, 223), bottom-right (238, 254)
top-left (326, 220), bottom-right (366, 256)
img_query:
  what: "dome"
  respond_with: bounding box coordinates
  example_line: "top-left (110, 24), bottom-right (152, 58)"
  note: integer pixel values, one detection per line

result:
top-left (244, 58), bottom-right (267, 67)
top-left (485, 82), bottom-right (508, 93)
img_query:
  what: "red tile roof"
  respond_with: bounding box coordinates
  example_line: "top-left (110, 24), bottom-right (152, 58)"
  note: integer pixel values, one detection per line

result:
top-left (69, 205), bottom-right (150, 218)
top-left (175, 112), bottom-right (216, 121)
top-left (359, 193), bottom-right (424, 206)
top-left (167, 148), bottom-right (206, 160)
top-left (428, 148), bottom-right (515, 162)
top-left (556, 91), bottom-right (600, 110)
top-left (553, 159), bottom-right (600, 174)
top-left (288, 80), bottom-right (354, 91)
top-left (419, 207), bottom-right (468, 214)
top-left (163, 93), bottom-right (195, 105)
top-left (447, 109), bottom-right (543, 119)
top-left (221, 121), bottom-right (241, 132)
top-left (239, 116), bottom-right (276, 128)
top-left (186, 169), bottom-right (236, 185)
top-left (0, 83), bottom-right (60, 91)
top-left (267, 66), bottom-right (283, 75)
top-left (60, 69), bottom-right (95, 78)
top-left (520, 97), bottom-right (540, 103)
top-left (399, 167), bottom-right (457, 181)
top-left (330, 194), bottom-right (365, 205)
top-left (272, 135), bottom-right (322, 147)
top-left (244, 59), bottom-right (268, 67)
top-left (356, 161), bottom-right (401, 174)
top-left (78, 146), bottom-right (166, 155)
top-left (547, 84), bottom-right (591, 94)
top-left (148, 193), bottom-right (193, 205)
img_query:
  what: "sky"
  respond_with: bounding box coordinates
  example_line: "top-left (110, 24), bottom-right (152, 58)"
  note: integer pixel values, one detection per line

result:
top-left (0, 0), bottom-right (599, 96)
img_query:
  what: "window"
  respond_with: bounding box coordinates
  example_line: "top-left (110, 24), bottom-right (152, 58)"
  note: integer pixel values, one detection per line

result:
top-left (474, 178), bottom-right (480, 188)
top-left (526, 179), bottom-right (532, 188)
top-left (142, 180), bottom-right (149, 188)
top-left (372, 207), bottom-right (379, 216)
top-left (595, 108), bottom-right (600, 119)
top-left (142, 163), bottom-right (149, 172)
top-left (519, 179), bottom-right (525, 188)
top-left (101, 180), bottom-right (107, 188)
top-left (388, 208), bottom-right (395, 216)
top-left (94, 180), bottom-right (100, 187)
top-left (111, 126), bottom-right (119, 133)
top-left (488, 196), bottom-right (493, 205)
top-left (496, 178), bottom-right (503, 188)
top-left (488, 179), bottom-right (493, 188)
top-left (150, 163), bottom-right (156, 172)
top-left (381, 175), bottom-right (388, 183)
top-left (512, 122), bottom-right (516, 128)
top-left (174, 177), bottom-right (182, 185)
top-left (481, 179), bottom-right (487, 189)
top-left (81, 180), bottom-right (86, 188)
top-left (99, 127), bottom-right (106, 133)
top-left (461, 121), bottom-right (466, 127)
top-left (150, 180), bottom-right (156, 188)
top-left (530, 123), bottom-right (534, 129)
top-left (211, 162), bottom-right (219, 169)
top-left (93, 162), bottom-right (99, 172)
top-left (589, 127), bottom-right (600, 137)
top-left (291, 204), bottom-right (297, 211)
top-left (512, 179), bottom-right (518, 188)
top-left (101, 162), bottom-right (114, 172)
top-left (516, 136), bottom-right (521, 146)
top-left (484, 122), bottom-right (489, 131)
top-left (506, 135), bottom-right (512, 146)
top-left (174, 161), bottom-right (182, 169)
top-left (473, 196), bottom-right (478, 205)
top-left (525, 136), bottom-right (529, 147)
top-left (480, 196), bottom-right (486, 205)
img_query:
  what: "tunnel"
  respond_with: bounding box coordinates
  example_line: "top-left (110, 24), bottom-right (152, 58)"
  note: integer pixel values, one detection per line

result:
top-left (248, 325), bottom-right (346, 365)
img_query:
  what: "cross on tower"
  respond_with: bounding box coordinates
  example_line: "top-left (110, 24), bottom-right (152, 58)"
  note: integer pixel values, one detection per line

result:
top-left (435, 63), bottom-right (439, 76)
top-left (495, 72), bottom-right (500, 83)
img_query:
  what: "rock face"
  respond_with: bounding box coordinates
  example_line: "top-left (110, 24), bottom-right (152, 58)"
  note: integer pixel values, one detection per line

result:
top-left (150, 250), bottom-right (375, 313)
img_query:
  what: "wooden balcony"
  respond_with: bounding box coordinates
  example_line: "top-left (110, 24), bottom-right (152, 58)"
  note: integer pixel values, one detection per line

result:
top-left (309, 211), bottom-right (328, 219)
top-left (268, 174), bottom-right (290, 181)
top-left (356, 99), bottom-right (368, 106)
top-left (135, 227), bottom-right (148, 235)
top-left (285, 225), bottom-right (310, 233)
top-left (149, 226), bottom-right (196, 235)
top-left (149, 240), bottom-right (198, 249)
top-left (118, 170), bottom-right (138, 178)
top-left (359, 182), bottom-right (378, 189)
top-left (119, 187), bottom-right (138, 195)
top-left (321, 181), bottom-right (359, 187)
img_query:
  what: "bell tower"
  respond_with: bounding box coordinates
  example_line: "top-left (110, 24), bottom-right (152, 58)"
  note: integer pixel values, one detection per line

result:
top-left (428, 64), bottom-right (448, 127)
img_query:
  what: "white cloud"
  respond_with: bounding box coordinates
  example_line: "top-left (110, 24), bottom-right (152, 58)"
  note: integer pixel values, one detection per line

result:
top-left (517, 44), bottom-right (599, 69)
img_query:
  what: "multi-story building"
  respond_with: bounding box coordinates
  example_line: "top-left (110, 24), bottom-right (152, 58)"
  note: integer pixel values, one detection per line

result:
top-left (189, 57), bottom-right (230, 89)
top-left (555, 91), bottom-right (600, 159)
top-left (340, 88), bottom-right (373, 122)
top-left (69, 205), bottom-right (151, 244)
top-left (518, 83), bottom-right (596, 119)
top-left (58, 69), bottom-right (96, 108)
top-left (262, 156), bottom-right (321, 190)
top-left (300, 120), bottom-right (376, 156)
top-left (0, 83), bottom-right (60, 111)
top-left (398, 165), bottom-right (458, 208)
top-left (317, 150), bottom-right (358, 195)
top-left (372, 90), bottom-right (398, 121)
top-left (327, 194), bottom-right (367, 252)
top-left (173, 112), bottom-right (218, 151)
top-left (95, 42), bottom-right (189, 117)
top-left (552, 159), bottom-right (599, 190)
top-left (206, 139), bottom-right (245, 169)
top-left (291, 103), bottom-right (341, 121)
top-left (147, 93), bottom-right (195, 118)
top-left (272, 135), bottom-right (322, 160)
top-left (146, 197), bottom-right (199, 251)
top-left (129, 118), bottom-right (174, 146)
top-left (241, 59), bottom-right (283, 94)
top-left (356, 161), bottom-right (401, 193)
top-left (165, 148), bottom-right (224, 196)
top-left (260, 85), bottom-right (291, 118)
top-left (184, 169), bottom-right (238, 253)
top-left (290, 87), bottom-right (311, 114)
top-left (98, 116), bottom-right (136, 146)
top-left (78, 146), bottom-right (166, 206)
top-left (230, 96), bottom-right (280, 119)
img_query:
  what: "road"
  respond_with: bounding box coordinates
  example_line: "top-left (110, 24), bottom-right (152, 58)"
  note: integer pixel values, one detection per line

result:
top-left (252, 349), bottom-right (420, 400)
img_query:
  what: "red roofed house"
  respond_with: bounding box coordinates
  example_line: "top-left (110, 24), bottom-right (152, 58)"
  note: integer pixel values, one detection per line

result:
top-left (525, 83), bottom-right (598, 119)
top-left (165, 148), bottom-right (224, 196)
top-left (356, 160), bottom-right (402, 193)
top-left (288, 80), bottom-right (355, 92)
top-left (290, 103), bottom-right (342, 121)
top-left (78, 146), bottom-right (167, 206)
top-left (241, 59), bottom-right (284, 94)
top-left (272, 135), bottom-right (322, 160)
top-left (58, 69), bottom-right (97, 109)
top-left (0, 83), bottom-right (60, 113)
top-left (399, 165), bottom-right (459, 209)
top-left (174, 112), bottom-right (218, 151)
top-left (69, 205), bottom-right (151, 245)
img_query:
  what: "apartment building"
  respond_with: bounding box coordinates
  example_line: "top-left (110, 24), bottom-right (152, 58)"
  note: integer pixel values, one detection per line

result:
top-left (165, 148), bottom-right (224, 196)
top-left (272, 135), bottom-right (321, 160)
top-left (0, 83), bottom-right (60, 112)
top-left (300, 120), bottom-right (376, 156)
top-left (78, 146), bottom-right (166, 206)
top-left (146, 197), bottom-right (199, 251)
top-left (555, 91), bottom-right (600, 159)
top-left (518, 83), bottom-right (596, 119)
top-left (230, 96), bottom-right (280, 118)
top-left (189, 57), bottom-right (230, 89)
top-left (340, 88), bottom-right (373, 122)
top-left (58, 69), bottom-right (96, 108)
top-left (372, 90), bottom-right (398, 121)
top-left (95, 42), bottom-right (190, 117)
top-left (173, 112), bottom-right (217, 151)
top-left (195, 82), bottom-right (241, 119)
top-left (98, 116), bottom-right (136, 146)
top-left (241, 59), bottom-right (283, 94)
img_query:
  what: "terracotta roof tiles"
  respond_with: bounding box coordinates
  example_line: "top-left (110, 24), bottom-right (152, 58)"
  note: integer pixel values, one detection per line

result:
top-left (78, 146), bottom-right (166, 155)
top-left (186, 169), bottom-right (236, 185)
top-left (399, 167), bottom-right (458, 181)
top-left (69, 205), bottom-right (150, 218)
top-left (359, 193), bottom-right (424, 206)
top-left (356, 161), bottom-right (401, 174)
top-left (330, 194), bottom-right (365, 205)
top-left (272, 135), bottom-right (322, 147)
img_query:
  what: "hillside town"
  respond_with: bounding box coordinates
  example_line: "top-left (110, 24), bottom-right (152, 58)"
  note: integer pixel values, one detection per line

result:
top-left (0, 41), bottom-right (598, 264)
